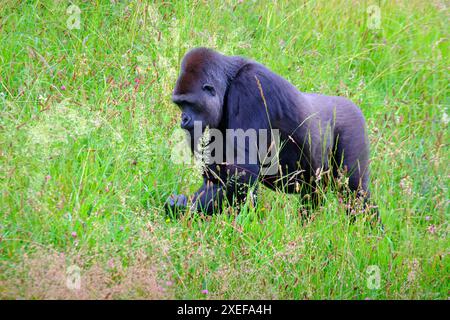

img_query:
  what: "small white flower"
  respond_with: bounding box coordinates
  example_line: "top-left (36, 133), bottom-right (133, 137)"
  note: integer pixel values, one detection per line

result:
top-left (442, 111), bottom-right (449, 125)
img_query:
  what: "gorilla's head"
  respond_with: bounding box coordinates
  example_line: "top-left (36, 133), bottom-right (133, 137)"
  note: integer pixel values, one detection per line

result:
top-left (172, 48), bottom-right (244, 132)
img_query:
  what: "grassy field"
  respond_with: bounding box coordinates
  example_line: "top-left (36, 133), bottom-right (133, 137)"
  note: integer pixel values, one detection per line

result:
top-left (0, 0), bottom-right (448, 299)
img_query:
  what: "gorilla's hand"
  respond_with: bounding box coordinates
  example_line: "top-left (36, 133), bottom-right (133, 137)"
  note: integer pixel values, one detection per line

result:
top-left (165, 194), bottom-right (188, 216)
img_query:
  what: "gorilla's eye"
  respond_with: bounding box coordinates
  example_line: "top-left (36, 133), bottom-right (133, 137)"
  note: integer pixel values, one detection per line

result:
top-left (202, 84), bottom-right (216, 96)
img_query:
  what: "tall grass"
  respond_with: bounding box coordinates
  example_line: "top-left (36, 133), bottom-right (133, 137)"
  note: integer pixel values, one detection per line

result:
top-left (0, 0), bottom-right (448, 299)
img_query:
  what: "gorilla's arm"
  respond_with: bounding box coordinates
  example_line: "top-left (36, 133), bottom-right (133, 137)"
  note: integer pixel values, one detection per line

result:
top-left (166, 163), bottom-right (259, 215)
top-left (191, 163), bottom-right (259, 214)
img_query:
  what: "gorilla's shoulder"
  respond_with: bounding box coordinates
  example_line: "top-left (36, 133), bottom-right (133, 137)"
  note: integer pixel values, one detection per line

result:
top-left (230, 62), bottom-right (286, 90)
top-left (232, 62), bottom-right (260, 80)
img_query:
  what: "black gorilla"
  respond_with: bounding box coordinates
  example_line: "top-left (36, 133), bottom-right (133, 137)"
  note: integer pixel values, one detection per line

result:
top-left (166, 47), bottom-right (376, 218)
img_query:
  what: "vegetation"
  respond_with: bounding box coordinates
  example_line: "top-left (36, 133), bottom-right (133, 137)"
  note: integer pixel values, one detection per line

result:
top-left (0, 0), bottom-right (448, 299)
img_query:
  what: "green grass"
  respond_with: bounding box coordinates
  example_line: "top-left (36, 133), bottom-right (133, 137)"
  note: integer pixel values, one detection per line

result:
top-left (0, 0), bottom-right (448, 299)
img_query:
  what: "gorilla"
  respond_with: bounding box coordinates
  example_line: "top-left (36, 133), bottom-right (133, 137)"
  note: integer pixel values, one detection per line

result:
top-left (166, 47), bottom-right (377, 220)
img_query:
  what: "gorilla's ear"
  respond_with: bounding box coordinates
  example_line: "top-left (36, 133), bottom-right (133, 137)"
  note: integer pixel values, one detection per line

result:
top-left (202, 83), bottom-right (216, 97)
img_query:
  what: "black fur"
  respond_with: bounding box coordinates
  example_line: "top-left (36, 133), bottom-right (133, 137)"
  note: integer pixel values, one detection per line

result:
top-left (167, 47), bottom-right (376, 218)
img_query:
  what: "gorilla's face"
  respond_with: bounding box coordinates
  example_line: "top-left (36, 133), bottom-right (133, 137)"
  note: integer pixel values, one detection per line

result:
top-left (172, 48), bottom-right (227, 133)
top-left (172, 80), bottom-right (222, 133)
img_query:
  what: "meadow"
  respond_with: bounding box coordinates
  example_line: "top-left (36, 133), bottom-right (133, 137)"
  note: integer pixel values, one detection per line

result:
top-left (0, 0), bottom-right (448, 299)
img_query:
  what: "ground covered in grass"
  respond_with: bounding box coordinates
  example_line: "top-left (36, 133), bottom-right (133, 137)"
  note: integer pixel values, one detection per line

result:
top-left (0, 0), bottom-right (448, 299)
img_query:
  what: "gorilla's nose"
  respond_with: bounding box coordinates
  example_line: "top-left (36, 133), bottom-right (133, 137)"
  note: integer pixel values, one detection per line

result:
top-left (181, 113), bottom-right (192, 130)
